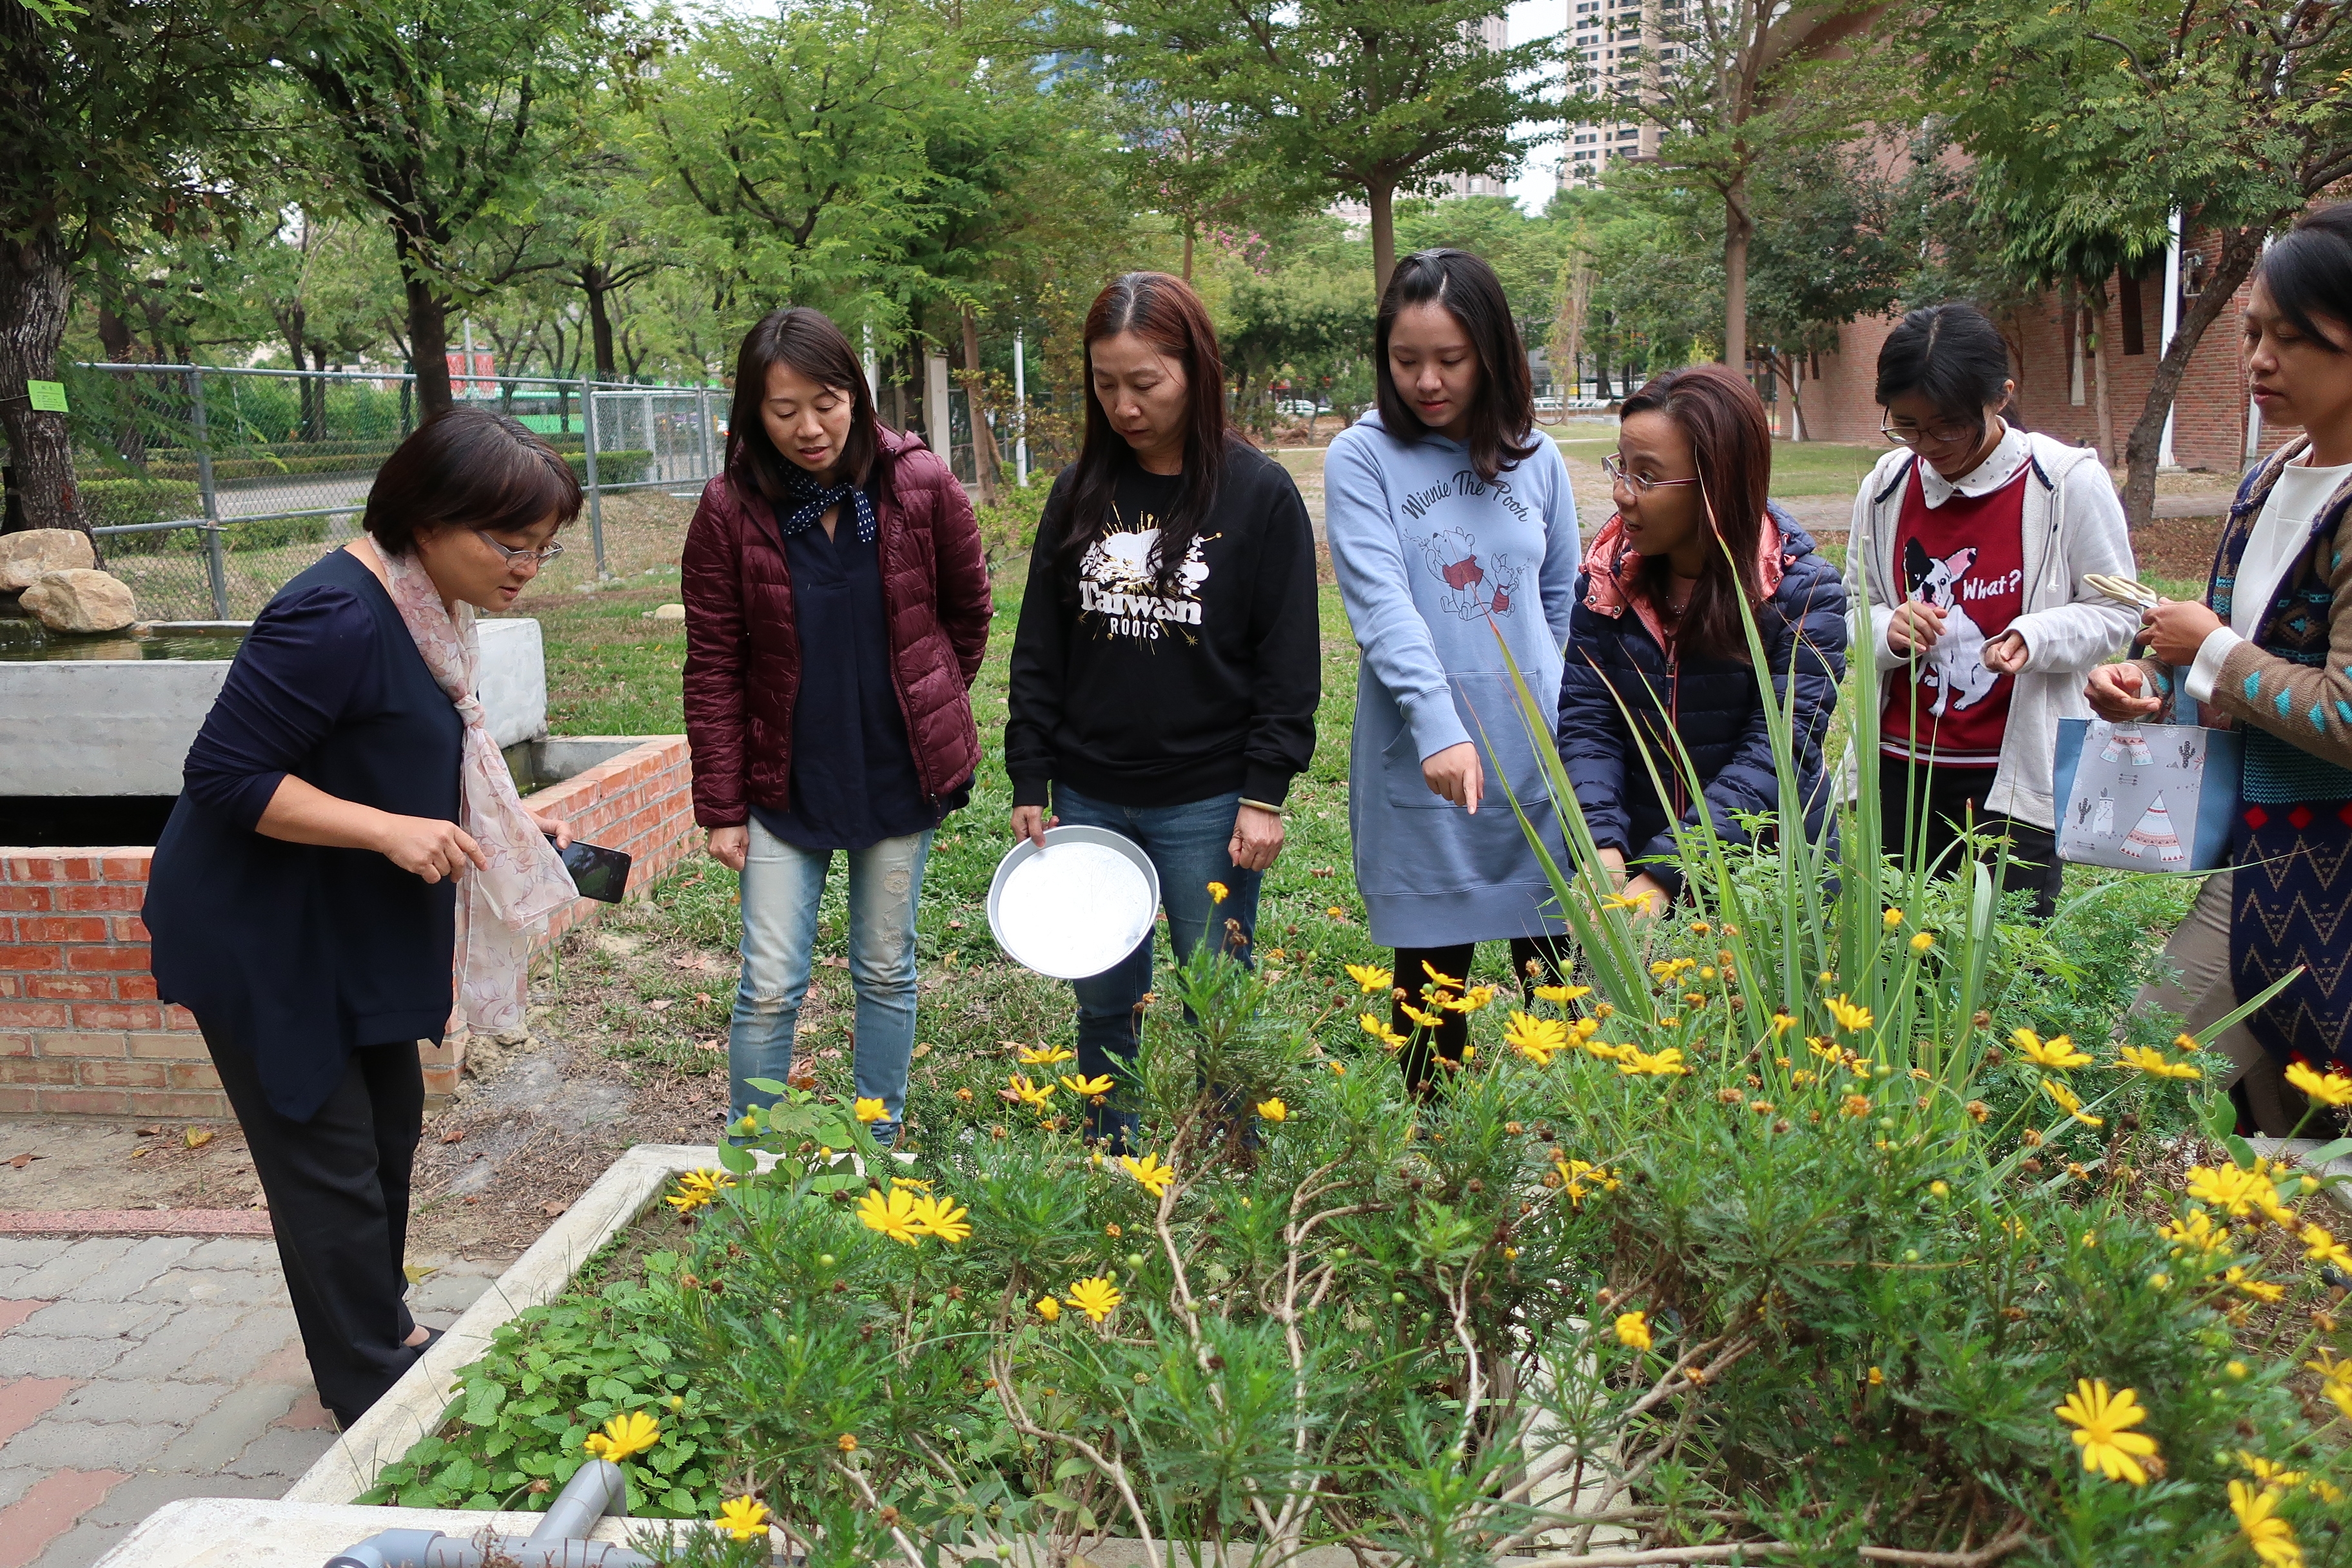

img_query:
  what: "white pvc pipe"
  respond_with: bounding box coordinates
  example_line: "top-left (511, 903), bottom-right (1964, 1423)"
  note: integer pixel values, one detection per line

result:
top-left (2159, 210), bottom-right (2182, 469)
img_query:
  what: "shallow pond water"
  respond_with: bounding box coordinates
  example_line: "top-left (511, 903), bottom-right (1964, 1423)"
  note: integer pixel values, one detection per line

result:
top-left (0, 602), bottom-right (247, 662)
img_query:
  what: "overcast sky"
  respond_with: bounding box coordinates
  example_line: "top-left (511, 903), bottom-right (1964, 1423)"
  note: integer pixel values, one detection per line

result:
top-left (1505, 0), bottom-right (1566, 214)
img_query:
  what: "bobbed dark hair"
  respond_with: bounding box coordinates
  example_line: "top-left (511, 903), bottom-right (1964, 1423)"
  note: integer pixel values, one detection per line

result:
top-left (363, 406), bottom-right (582, 557)
top-left (2255, 202), bottom-right (2352, 351)
top-left (1874, 302), bottom-right (2014, 422)
top-left (1059, 271), bottom-right (1233, 600)
top-left (1375, 248), bottom-right (1540, 483)
top-left (1617, 363), bottom-right (1774, 665)
top-left (726, 308), bottom-right (881, 498)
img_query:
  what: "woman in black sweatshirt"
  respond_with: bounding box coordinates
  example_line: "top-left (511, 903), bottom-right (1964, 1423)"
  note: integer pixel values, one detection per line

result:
top-left (1005, 271), bottom-right (1320, 1145)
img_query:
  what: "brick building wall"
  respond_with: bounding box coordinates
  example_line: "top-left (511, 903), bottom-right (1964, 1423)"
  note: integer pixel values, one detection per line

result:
top-left (0, 735), bottom-right (697, 1119)
top-left (1796, 231), bottom-right (2304, 469)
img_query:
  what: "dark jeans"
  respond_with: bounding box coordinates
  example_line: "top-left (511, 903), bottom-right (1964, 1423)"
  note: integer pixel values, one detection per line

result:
top-left (1053, 785), bottom-right (1260, 1148)
top-left (1877, 758), bottom-right (2061, 919)
top-left (1391, 937), bottom-right (1570, 1094)
top-left (204, 1027), bottom-right (424, 1426)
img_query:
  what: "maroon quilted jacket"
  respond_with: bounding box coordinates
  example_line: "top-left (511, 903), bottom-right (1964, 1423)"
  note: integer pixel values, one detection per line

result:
top-left (681, 426), bottom-right (992, 828)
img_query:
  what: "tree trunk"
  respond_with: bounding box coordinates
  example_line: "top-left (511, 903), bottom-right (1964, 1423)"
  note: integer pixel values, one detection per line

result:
top-left (1773, 353), bottom-right (1807, 441)
top-left (582, 263), bottom-right (618, 379)
top-left (0, 230), bottom-right (83, 536)
top-left (1181, 217), bottom-right (1196, 284)
top-left (396, 224), bottom-right (455, 418)
top-left (1369, 181), bottom-right (1398, 299)
top-left (95, 302), bottom-right (150, 470)
top-left (2122, 226), bottom-right (2266, 529)
top-left (2087, 282), bottom-right (2115, 470)
top-left (890, 349), bottom-right (908, 436)
top-left (1721, 180), bottom-right (1753, 373)
top-left (961, 306), bottom-right (1004, 508)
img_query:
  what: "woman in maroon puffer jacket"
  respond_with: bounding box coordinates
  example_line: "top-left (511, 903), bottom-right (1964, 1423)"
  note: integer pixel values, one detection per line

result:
top-left (683, 308), bottom-right (992, 1144)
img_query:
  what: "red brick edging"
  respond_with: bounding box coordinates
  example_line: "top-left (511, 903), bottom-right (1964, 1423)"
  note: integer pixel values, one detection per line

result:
top-left (1, 734), bottom-right (696, 1119)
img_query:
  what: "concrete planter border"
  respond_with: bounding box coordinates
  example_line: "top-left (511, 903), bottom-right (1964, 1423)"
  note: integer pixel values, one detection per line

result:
top-left (284, 1142), bottom-right (722, 1506)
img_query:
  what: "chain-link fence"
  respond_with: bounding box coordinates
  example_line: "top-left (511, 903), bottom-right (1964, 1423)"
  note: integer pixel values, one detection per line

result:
top-left (45, 363), bottom-right (726, 621)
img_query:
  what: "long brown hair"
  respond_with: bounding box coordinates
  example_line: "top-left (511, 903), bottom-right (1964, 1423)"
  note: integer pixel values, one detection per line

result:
top-left (1375, 248), bottom-right (1540, 483)
top-left (1059, 272), bottom-right (1232, 600)
top-left (1618, 364), bottom-right (1773, 664)
top-left (725, 308), bottom-right (881, 500)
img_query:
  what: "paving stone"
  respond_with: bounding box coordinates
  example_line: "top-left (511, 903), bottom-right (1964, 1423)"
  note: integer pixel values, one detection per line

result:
top-left (28, 1516), bottom-right (130, 1568)
top-left (0, 1419), bottom-right (175, 1471)
top-left (220, 1422), bottom-right (337, 1481)
top-left (126, 1266), bottom-right (291, 1309)
top-left (5, 1241), bottom-right (136, 1300)
top-left (179, 1238), bottom-right (278, 1272)
top-left (54, 1237), bottom-right (202, 1305)
top-left (148, 1381), bottom-right (301, 1476)
top-left (11, 1299), bottom-right (181, 1342)
top-left (0, 1469), bottom-right (126, 1568)
top-left (409, 1268), bottom-right (501, 1316)
top-left (99, 1305), bottom-right (245, 1382)
top-left (174, 1306), bottom-right (300, 1384)
top-left (0, 1239), bottom-right (71, 1268)
top-left (0, 1334), bottom-right (132, 1380)
top-left (75, 1467), bottom-right (284, 1528)
top-left (0, 1464), bottom-right (41, 1511)
top-left (52, 1378), bottom-right (231, 1427)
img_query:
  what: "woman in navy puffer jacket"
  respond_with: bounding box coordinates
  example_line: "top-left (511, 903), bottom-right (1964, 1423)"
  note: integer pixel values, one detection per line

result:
top-left (1558, 364), bottom-right (1848, 912)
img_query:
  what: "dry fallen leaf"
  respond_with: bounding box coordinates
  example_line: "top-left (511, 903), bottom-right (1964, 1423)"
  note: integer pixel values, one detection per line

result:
top-left (402, 1263), bottom-right (437, 1284)
top-left (819, 955), bottom-right (850, 970)
top-left (694, 992), bottom-right (711, 1006)
top-left (647, 998), bottom-right (674, 1013)
top-left (184, 1127), bottom-right (215, 1150)
top-left (135, 1124), bottom-right (166, 1136)
top-left (542, 1200), bottom-right (569, 1217)
top-left (130, 1147), bottom-right (152, 1159)
top-left (695, 1038), bottom-right (725, 1054)
top-left (814, 1047), bottom-right (843, 1061)
top-left (7, 1152), bottom-right (40, 1169)
top-left (911, 1043), bottom-right (933, 1060)
top-left (440, 1128), bottom-right (466, 1144)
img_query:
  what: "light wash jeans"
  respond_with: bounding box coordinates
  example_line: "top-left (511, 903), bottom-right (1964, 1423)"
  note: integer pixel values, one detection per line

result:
top-left (729, 817), bottom-right (934, 1140)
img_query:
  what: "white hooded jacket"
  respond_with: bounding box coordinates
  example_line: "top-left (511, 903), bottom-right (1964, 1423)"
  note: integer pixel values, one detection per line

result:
top-left (1841, 427), bottom-right (2139, 830)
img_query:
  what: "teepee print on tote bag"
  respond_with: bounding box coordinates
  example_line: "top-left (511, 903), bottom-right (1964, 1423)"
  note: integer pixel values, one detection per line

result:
top-left (2053, 711), bottom-right (2243, 872)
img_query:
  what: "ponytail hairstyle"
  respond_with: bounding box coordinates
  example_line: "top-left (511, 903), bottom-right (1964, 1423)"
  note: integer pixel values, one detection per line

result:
top-left (1059, 272), bottom-right (1231, 600)
top-left (1374, 248), bottom-right (1540, 482)
top-left (1617, 363), bottom-right (1774, 665)
top-left (1874, 302), bottom-right (2017, 427)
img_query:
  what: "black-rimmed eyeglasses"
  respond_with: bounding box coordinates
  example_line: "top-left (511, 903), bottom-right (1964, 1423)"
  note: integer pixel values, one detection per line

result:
top-left (1879, 413), bottom-right (1983, 449)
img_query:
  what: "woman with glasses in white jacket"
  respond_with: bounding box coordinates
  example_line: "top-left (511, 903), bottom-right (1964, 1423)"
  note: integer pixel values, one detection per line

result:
top-left (1845, 302), bottom-right (2139, 916)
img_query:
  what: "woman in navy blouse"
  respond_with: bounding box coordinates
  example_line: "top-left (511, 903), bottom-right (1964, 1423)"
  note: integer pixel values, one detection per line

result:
top-left (682, 309), bottom-right (992, 1146)
top-left (144, 409), bottom-right (580, 1426)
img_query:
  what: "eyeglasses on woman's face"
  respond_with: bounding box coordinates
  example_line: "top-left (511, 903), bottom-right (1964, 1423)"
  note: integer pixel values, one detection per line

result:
top-left (1878, 413), bottom-right (1983, 449)
top-left (480, 534), bottom-right (565, 567)
top-left (1602, 452), bottom-right (1703, 495)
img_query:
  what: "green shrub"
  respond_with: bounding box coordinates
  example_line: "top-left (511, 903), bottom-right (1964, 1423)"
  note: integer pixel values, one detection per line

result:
top-left (564, 449), bottom-right (653, 487)
top-left (974, 478), bottom-right (1050, 567)
top-left (79, 477), bottom-right (200, 529)
top-left (226, 515), bottom-right (331, 552)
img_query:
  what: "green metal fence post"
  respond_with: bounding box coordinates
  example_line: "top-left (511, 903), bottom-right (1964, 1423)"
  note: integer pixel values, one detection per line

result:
top-left (580, 376), bottom-right (607, 579)
top-left (187, 365), bottom-right (229, 618)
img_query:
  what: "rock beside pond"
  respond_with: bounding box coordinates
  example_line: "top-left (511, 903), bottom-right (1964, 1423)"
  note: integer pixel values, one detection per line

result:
top-left (0, 527), bottom-right (95, 591)
top-left (21, 568), bottom-right (137, 634)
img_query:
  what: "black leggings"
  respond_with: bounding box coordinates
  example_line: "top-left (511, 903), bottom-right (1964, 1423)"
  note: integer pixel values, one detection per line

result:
top-left (1391, 937), bottom-right (1571, 1094)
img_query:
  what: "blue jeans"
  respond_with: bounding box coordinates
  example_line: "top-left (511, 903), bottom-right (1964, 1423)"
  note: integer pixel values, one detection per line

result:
top-left (1052, 786), bottom-right (1259, 1144)
top-left (729, 818), bottom-right (933, 1139)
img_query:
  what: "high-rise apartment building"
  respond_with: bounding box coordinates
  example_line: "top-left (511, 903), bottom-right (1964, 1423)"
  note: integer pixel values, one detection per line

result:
top-left (1558, 0), bottom-right (1671, 189)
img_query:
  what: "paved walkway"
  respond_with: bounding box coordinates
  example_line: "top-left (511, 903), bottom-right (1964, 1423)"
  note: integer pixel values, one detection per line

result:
top-left (0, 1237), bottom-right (499, 1568)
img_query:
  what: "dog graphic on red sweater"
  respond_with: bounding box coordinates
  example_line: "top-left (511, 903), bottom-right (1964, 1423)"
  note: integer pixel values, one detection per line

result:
top-left (1902, 537), bottom-right (1999, 717)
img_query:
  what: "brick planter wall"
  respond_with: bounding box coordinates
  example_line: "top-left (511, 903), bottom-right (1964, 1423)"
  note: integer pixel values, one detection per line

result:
top-left (0, 735), bottom-right (696, 1119)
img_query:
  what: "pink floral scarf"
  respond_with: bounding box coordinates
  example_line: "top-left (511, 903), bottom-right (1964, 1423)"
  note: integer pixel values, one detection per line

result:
top-left (378, 546), bottom-right (578, 1035)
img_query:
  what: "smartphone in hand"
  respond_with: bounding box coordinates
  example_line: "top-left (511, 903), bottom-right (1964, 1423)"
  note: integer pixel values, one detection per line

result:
top-left (547, 834), bottom-right (632, 903)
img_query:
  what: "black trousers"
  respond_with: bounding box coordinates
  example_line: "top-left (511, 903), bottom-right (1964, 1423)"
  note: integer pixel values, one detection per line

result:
top-left (1877, 758), bottom-right (2061, 919)
top-left (204, 1026), bottom-right (424, 1426)
top-left (1391, 937), bottom-right (1571, 1095)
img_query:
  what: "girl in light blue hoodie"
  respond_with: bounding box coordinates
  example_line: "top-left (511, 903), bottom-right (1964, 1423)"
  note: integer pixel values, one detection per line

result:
top-left (1325, 249), bottom-right (1581, 1094)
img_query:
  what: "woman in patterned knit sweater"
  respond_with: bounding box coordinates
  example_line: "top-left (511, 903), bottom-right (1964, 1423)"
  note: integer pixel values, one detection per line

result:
top-left (2090, 203), bottom-right (2352, 1132)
